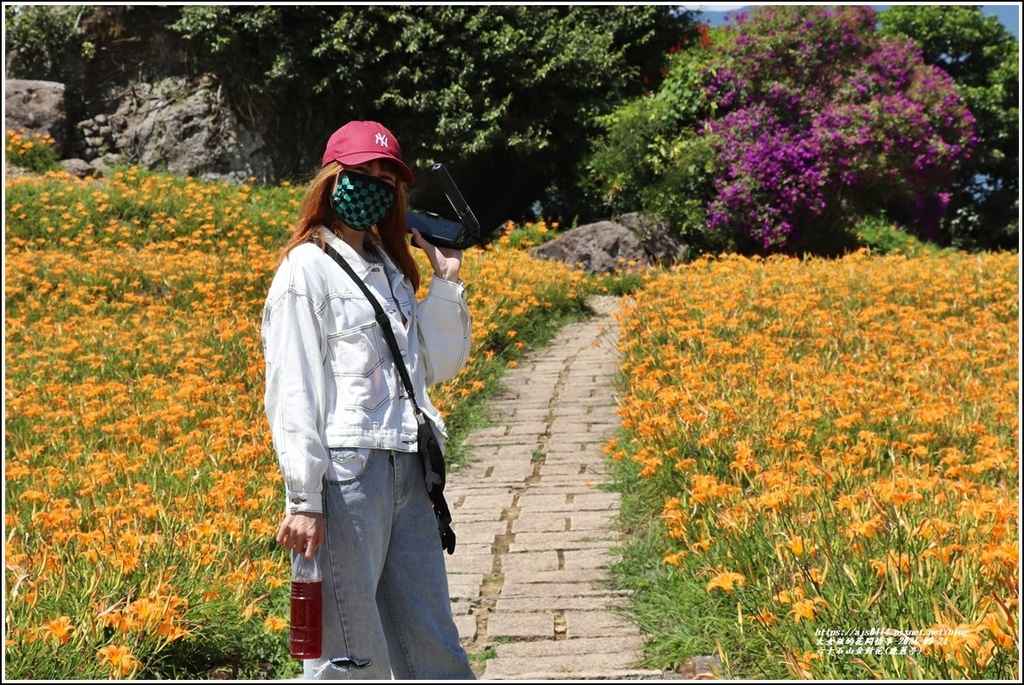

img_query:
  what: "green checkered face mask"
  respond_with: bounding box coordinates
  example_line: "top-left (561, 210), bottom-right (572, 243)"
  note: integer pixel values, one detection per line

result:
top-left (330, 170), bottom-right (395, 231)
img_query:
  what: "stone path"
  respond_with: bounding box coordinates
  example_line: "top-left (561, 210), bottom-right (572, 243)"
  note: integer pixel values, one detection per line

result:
top-left (442, 296), bottom-right (672, 680)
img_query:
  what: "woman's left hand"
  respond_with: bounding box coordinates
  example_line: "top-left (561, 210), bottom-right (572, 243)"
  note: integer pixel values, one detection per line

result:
top-left (411, 228), bottom-right (462, 282)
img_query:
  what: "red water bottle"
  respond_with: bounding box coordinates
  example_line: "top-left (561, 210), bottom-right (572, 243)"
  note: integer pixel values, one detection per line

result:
top-left (289, 553), bottom-right (322, 660)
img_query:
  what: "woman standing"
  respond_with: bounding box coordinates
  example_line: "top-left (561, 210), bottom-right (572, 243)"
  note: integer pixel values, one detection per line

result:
top-left (261, 120), bottom-right (475, 679)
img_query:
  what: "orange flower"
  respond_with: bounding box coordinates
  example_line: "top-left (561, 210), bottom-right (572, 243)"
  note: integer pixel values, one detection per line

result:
top-left (774, 586), bottom-right (805, 606)
top-left (156, 621), bottom-right (192, 642)
top-left (786, 535), bottom-right (806, 557)
top-left (706, 570), bottom-right (746, 594)
top-left (688, 537), bottom-right (713, 554)
top-left (37, 616), bottom-right (74, 645)
top-left (662, 551), bottom-right (688, 566)
top-left (19, 489), bottom-right (48, 503)
top-left (921, 543), bottom-right (963, 565)
top-left (98, 609), bottom-right (134, 633)
top-left (729, 439), bottom-right (760, 475)
top-left (789, 599), bottom-right (817, 622)
top-left (789, 597), bottom-right (827, 623)
top-left (783, 649), bottom-right (820, 679)
top-left (748, 608), bottom-right (779, 627)
top-left (979, 611), bottom-right (1015, 651)
top-left (845, 515), bottom-right (883, 540)
top-left (263, 615), bottom-right (289, 633)
top-left (96, 643), bottom-right (139, 676)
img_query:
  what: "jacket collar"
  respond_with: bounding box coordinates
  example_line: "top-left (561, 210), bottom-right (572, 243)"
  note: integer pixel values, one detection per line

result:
top-left (318, 226), bottom-right (387, 275)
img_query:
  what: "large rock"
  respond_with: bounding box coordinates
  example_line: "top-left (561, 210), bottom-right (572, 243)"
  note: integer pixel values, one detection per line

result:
top-left (527, 214), bottom-right (690, 274)
top-left (5, 79), bottom-right (69, 156)
top-left (6, 75), bottom-right (274, 183)
top-left (74, 76), bottom-right (274, 183)
top-left (528, 220), bottom-right (650, 274)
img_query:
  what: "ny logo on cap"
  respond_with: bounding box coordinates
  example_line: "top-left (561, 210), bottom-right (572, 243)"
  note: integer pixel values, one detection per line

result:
top-left (375, 133), bottom-right (389, 148)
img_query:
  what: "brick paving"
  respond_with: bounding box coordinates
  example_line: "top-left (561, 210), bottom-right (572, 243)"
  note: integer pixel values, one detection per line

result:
top-left (442, 296), bottom-right (675, 680)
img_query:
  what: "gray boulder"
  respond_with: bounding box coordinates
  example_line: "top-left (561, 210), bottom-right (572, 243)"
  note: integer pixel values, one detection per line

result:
top-left (528, 220), bottom-right (650, 274)
top-left (527, 214), bottom-right (690, 274)
top-left (58, 158), bottom-right (98, 179)
top-left (5, 79), bottom-right (69, 156)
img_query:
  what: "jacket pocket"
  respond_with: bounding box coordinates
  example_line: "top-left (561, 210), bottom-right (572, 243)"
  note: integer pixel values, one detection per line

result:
top-left (325, 321), bottom-right (394, 413)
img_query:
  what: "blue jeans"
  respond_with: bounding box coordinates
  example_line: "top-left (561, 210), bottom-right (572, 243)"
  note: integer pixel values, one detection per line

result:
top-left (303, 449), bottom-right (474, 680)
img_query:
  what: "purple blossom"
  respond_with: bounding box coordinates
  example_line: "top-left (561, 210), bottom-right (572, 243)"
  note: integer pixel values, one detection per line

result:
top-left (695, 5), bottom-right (976, 250)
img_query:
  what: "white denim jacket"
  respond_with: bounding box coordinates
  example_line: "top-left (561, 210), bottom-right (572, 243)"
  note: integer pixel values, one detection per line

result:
top-left (261, 226), bottom-right (471, 514)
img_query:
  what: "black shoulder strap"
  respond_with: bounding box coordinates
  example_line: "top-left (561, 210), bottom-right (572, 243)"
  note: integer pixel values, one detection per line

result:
top-left (318, 237), bottom-right (457, 554)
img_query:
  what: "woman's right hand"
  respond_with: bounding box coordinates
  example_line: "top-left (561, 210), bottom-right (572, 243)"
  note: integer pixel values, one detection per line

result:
top-left (276, 512), bottom-right (324, 559)
top-left (411, 228), bottom-right (463, 282)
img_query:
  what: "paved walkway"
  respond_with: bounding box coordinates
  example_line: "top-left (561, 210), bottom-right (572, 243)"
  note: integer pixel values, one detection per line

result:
top-left (443, 296), bottom-right (671, 680)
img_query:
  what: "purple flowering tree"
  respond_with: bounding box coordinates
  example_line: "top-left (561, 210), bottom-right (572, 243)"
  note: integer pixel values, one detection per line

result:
top-left (701, 5), bottom-right (977, 252)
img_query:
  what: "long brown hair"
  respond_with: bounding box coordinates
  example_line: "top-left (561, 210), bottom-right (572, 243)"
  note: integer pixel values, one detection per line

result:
top-left (281, 161), bottom-right (421, 292)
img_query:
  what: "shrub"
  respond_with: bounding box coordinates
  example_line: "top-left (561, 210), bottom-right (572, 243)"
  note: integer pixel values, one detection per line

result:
top-left (585, 6), bottom-right (980, 257)
top-left (704, 6), bottom-right (977, 253)
top-left (583, 27), bottom-right (728, 255)
top-left (853, 214), bottom-right (936, 256)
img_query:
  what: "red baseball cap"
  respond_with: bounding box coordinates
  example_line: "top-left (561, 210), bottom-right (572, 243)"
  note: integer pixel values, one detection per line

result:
top-left (321, 120), bottom-right (415, 184)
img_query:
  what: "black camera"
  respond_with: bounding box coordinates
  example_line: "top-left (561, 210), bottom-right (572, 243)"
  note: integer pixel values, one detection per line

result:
top-left (406, 164), bottom-right (480, 250)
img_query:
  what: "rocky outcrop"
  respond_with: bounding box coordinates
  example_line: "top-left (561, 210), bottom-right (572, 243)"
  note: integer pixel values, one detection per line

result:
top-left (617, 211), bottom-right (690, 266)
top-left (529, 220), bottom-right (648, 274)
top-left (78, 77), bottom-right (275, 183)
top-left (6, 76), bottom-right (275, 184)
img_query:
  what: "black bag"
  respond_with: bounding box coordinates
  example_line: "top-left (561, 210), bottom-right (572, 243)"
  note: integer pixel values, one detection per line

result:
top-left (321, 240), bottom-right (457, 554)
top-left (417, 415), bottom-right (455, 554)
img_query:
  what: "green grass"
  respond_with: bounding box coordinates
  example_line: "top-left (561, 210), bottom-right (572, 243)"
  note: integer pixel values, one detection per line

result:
top-left (606, 443), bottom-right (787, 680)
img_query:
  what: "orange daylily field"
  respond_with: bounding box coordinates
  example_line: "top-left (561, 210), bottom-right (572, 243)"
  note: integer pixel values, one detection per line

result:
top-left (4, 147), bottom-right (1020, 679)
top-left (3, 162), bottom-right (589, 679)
top-left (609, 251), bottom-right (1019, 679)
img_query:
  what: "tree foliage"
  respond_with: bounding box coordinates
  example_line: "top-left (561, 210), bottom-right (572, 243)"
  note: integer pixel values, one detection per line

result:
top-left (5, 5), bottom-right (692, 232)
top-left (585, 6), bottom-right (993, 256)
top-left (879, 5), bottom-right (1019, 250)
top-left (169, 5), bottom-right (694, 232)
top-left (3, 5), bottom-right (94, 83)
top-left (582, 27), bottom-right (727, 252)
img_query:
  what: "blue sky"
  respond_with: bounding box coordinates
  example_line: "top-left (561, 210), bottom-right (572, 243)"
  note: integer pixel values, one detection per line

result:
top-left (680, 3), bottom-right (1020, 38)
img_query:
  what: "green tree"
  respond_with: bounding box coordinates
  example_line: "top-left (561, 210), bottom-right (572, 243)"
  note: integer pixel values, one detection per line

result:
top-left (879, 5), bottom-right (1019, 250)
top-left (171, 5), bottom-right (695, 233)
top-left (3, 5), bottom-right (93, 83)
top-left (169, 6), bottom-right (340, 166)
top-left (6, 5), bottom-right (692, 232)
top-left (582, 25), bottom-right (729, 254)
